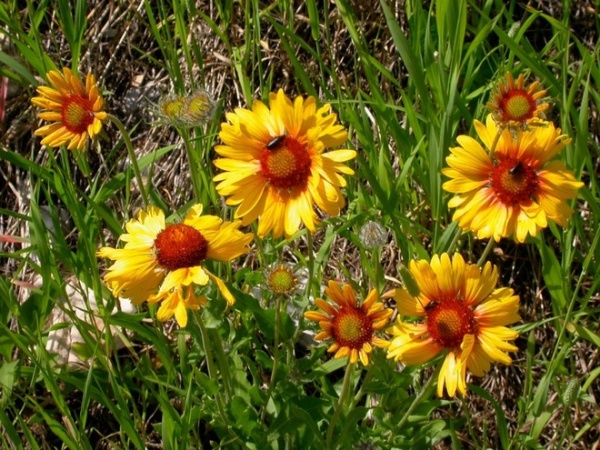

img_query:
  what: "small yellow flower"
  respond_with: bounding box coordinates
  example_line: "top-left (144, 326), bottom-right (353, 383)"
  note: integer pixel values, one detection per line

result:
top-left (442, 114), bottom-right (583, 243)
top-left (382, 253), bottom-right (520, 397)
top-left (31, 67), bottom-right (107, 150)
top-left (487, 72), bottom-right (548, 128)
top-left (97, 204), bottom-right (253, 327)
top-left (304, 281), bottom-right (392, 366)
top-left (213, 89), bottom-right (356, 238)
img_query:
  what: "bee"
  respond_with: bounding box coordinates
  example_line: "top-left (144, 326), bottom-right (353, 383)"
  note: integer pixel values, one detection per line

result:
top-left (424, 301), bottom-right (438, 312)
top-left (508, 161), bottom-right (523, 175)
top-left (266, 135), bottom-right (286, 151)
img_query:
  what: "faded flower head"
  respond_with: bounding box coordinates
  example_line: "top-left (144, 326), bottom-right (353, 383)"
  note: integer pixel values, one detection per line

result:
top-left (359, 221), bottom-right (387, 249)
top-left (157, 90), bottom-right (215, 127)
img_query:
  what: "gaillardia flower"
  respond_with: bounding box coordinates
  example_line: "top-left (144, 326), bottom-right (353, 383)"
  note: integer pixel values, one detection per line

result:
top-left (487, 72), bottom-right (548, 127)
top-left (382, 253), bottom-right (520, 397)
top-left (304, 281), bottom-right (392, 366)
top-left (97, 204), bottom-right (253, 327)
top-left (213, 89), bottom-right (356, 238)
top-left (31, 67), bottom-right (107, 150)
top-left (442, 115), bottom-right (583, 243)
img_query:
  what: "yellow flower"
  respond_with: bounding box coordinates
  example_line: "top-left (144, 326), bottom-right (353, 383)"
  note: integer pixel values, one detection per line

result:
top-left (304, 281), bottom-right (392, 366)
top-left (487, 72), bottom-right (549, 128)
top-left (31, 67), bottom-right (107, 150)
top-left (97, 204), bottom-right (253, 327)
top-left (382, 253), bottom-right (520, 397)
top-left (442, 115), bottom-right (583, 243)
top-left (213, 89), bottom-right (356, 238)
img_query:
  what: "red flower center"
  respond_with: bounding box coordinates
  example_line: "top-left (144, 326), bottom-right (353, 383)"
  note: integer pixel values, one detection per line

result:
top-left (154, 224), bottom-right (208, 271)
top-left (425, 299), bottom-right (476, 349)
top-left (259, 136), bottom-right (312, 189)
top-left (490, 158), bottom-right (539, 205)
top-left (499, 89), bottom-right (536, 122)
top-left (62, 95), bottom-right (95, 133)
top-left (331, 306), bottom-right (373, 350)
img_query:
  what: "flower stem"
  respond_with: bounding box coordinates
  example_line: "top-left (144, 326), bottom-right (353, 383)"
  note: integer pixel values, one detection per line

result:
top-left (477, 238), bottom-right (495, 268)
top-left (326, 362), bottom-right (355, 450)
top-left (390, 368), bottom-right (436, 439)
top-left (270, 294), bottom-right (283, 386)
top-left (350, 364), bottom-right (373, 409)
top-left (108, 114), bottom-right (149, 207)
top-left (210, 327), bottom-right (234, 400)
top-left (446, 228), bottom-right (463, 254)
top-left (373, 246), bottom-right (382, 291)
top-left (489, 127), bottom-right (503, 155)
top-left (306, 231), bottom-right (318, 299)
top-left (180, 127), bottom-right (204, 204)
top-left (259, 294), bottom-right (283, 422)
top-left (189, 312), bottom-right (232, 432)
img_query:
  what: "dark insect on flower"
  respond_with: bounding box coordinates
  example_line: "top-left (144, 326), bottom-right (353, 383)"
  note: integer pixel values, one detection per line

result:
top-left (266, 135), bottom-right (286, 150)
top-left (509, 161), bottom-right (523, 175)
top-left (425, 301), bottom-right (438, 311)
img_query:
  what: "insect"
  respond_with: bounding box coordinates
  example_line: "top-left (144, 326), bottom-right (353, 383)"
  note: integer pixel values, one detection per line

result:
top-left (509, 161), bottom-right (523, 175)
top-left (424, 301), bottom-right (438, 312)
top-left (266, 135), bottom-right (286, 151)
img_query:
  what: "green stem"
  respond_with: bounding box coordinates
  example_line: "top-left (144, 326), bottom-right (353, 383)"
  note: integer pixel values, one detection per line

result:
top-left (210, 327), bottom-right (234, 400)
top-left (189, 312), bottom-right (232, 432)
top-left (446, 228), bottom-right (463, 254)
top-left (549, 227), bottom-right (599, 363)
top-left (306, 231), bottom-right (318, 299)
top-left (489, 127), bottom-right (503, 155)
top-left (350, 364), bottom-right (373, 409)
top-left (259, 294), bottom-right (283, 422)
top-left (180, 127), bottom-right (204, 203)
top-left (326, 362), bottom-right (355, 450)
top-left (107, 115), bottom-right (149, 207)
top-left (373, 246), bottom-right (382, 291)
top-left (390, 369), bottom-right (436, 439)
top-left (270, 294), bottom-right (283, 386)
top-left (477, 238), bottom-right (495, 268)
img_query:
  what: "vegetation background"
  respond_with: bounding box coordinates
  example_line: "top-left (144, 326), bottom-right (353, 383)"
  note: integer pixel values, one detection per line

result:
top-left (0, 0), bottom-right (598, 448)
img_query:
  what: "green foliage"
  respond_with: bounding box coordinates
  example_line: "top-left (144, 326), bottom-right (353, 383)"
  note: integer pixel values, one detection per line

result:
top-left (1, 0), bottom-right (598, 448)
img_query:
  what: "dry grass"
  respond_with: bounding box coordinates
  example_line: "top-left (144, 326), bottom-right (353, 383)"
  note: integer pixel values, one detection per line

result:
top-left (1, 0), bottom-right (598, 448)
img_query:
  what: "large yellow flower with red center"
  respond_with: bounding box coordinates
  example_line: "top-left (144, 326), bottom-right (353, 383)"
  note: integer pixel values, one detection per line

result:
top-left (442, 114), bottom-right (583, 243)
top-left (213, 89), bottom-right (356, 238)
top-left (382, 253), bottom-right (520, 397)
top-left (31, 67), bottom-right (107, 150)
top-left (487, 72), bottom-right (549, 128)
top-left (97, 204), bottom-right (253, 327)
top-left (304, 281), bottom-right (392, 366)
